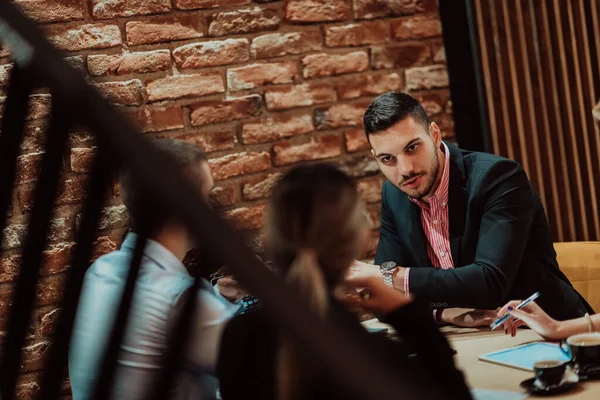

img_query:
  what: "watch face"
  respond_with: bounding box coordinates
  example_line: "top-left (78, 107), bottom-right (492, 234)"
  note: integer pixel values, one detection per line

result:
top-left (381, 261), bottom-right (396, 272)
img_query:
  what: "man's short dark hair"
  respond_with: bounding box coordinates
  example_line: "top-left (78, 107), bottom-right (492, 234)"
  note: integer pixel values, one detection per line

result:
top-left (363, 92), bottom-right (431, 138)
top-left (119, 138), bottom-right (208, 234)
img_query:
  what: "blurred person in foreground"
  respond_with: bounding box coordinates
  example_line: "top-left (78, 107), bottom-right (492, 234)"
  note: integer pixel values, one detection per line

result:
top-left (69, 139), bottom-right (237, 400)
top-left (215, 163), bottom-right (472, 400)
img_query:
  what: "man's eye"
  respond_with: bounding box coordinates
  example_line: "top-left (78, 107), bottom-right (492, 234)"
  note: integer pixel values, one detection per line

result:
top-left (381, 156), bottom-right (393, 163)
top-left (407, 144), bottom-right (418, 153)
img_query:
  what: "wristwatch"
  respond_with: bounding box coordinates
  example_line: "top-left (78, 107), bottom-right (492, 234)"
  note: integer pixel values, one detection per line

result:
top-left (380, 261), bottom-right (397, 288)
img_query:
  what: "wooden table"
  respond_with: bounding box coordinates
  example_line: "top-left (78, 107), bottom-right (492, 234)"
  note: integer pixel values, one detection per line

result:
top-left (448, 329), bottom-right (600, 399)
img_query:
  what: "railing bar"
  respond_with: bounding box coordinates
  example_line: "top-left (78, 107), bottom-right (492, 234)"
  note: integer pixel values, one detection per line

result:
top-left (0, 92), bottom-right (73, 400)
top-left (38, 150), bottom-right (111, 400)
top-left (0, 65), bottom-right (32, 244)
top-left (91, 230), bottom-right (148, 400)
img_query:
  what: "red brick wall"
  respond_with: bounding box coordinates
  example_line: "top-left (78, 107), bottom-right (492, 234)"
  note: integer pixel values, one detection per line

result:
top-left (0, 0), bottom-right (452, 397)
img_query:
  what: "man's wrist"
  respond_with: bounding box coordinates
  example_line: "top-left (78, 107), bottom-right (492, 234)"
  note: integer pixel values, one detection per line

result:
top-left (392, 267), bottom-right (406, 291)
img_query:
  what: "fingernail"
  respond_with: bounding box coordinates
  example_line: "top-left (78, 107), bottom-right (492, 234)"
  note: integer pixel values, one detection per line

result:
top-left (508, 307), bottom-right (513, 312)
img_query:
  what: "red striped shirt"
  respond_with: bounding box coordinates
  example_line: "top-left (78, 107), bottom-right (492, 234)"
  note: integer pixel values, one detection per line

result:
top-left (404, 142), bottom-right (454, 294)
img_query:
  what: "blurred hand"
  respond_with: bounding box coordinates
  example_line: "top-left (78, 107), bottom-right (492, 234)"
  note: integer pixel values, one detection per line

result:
top-left (346, 260), bottom-right (381, 282)
top-left (215, 276), bottom-right (246, 303)
top-left (497, 300), bottom-right (560, 340)
top-left (338, 272), bottom-right (411, 315)
top-left (441, 308), bottom-right (498, 328)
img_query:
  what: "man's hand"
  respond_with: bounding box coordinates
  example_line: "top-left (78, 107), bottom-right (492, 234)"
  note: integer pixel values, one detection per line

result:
top-left (337, 273), bottom-right (412, 315)
top-left (441, 308), bottom-right (498, 328)
top-left (347, 260), bottom-right (407, 290)
top-left (215, 276), bottom-right (246, 303)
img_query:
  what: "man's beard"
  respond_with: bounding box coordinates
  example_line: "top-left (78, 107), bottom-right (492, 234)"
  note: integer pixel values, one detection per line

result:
top-left (402, 150), bottom-right (440, 200)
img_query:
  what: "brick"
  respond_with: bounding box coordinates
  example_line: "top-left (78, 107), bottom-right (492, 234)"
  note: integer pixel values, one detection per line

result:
top-left (0, 254), bottom-right (20, 283)
top-left (391, 14), bottom-right (442, 40)
top-left (325, 21), bottom-right (389, 47)
top-left (247, 231), bottom-right (266, 253)
top-left (405, 65), bottom-right (449, 91)
top-left (242, 113), bottom-right (313, 144)
top-left (344, 128), bottom-right (370, 152)
top-left (175, 129), bottom-right (237, 153)
top-left (93, 80), bottom-right (144, 106)
top-left (97, 205), bottom-right (128, 230)
top-left (0, 64), bottom-right (13, 91)
top-left (173, 39), bottom-right (249, 69)
top-left (126, 15), bottom-right (205, 46)
top-left (146, 74), bottom-right (224, 102)
top-left (314, 102), bottom-right (368, 129)
top-left (65, 55), bottom-right (85, 72)
top-left (71, 147), bottom-right (96, 173)
top-left (15, 152), bottom-right (44, 184)
top-left (371, 42), bottom-right (431, 69)
top-left (91, 0), bottom-right (170, 19)
top-left (227, 62), bottom-right (298, 91)
top-left (15, 375), bottom-right (41, 400)
top-left (125, 107), bottom-right (185, 133)
top-left (338, 155), bottom-right (379, 177)
top-left (265, 82), bottom-right (336, 111)
top-left (175, 0), bottom-right (250, 10)
top-left (336, 72), bottom-right (403, 100)
top-left (209, 152), bottom-right (271, 180)
top-left (21, 341), bottom-right (51, 372)
top-left (413, 90), bottom-right (451, 116)
top-left (433, 40), bottom-right (446, 63)
top-left (39, 308), bottom-right (61, 336)
top-left (242, 173), bottom-right (281, 200)
top-left (208, 7), bottom-right (281, 37)
top-left (36, 274), bottom-right (67, 307)
top-left (251, 30), bottom-right (322, 59)
top-left (273, 135), bottom-right (342, 166)
top-left (92, 236), bottom-right (117, 262)
top-left (18, 176), bottom-right (88, 212)
top-left (88, 50), bottom-right (171, 76)
top-left (302, 51), bottom-right (369, 79)
top-left (223, 205), bottom-right (266, 230)
top-left (1, 223), bottom-right (27, 250)
top-left (354, 0), bottom-right (437, 20)
top-left (16, 0), bottom-right (84, 23)
top-left (20, 121), bottom-right (48, 152)
top-left (286, 0), bottom-right (351, 23)
top-left (209, 186), bottom-right (236, 207)
top-left (189, 95), bottom-right (262, 126)
top-left (47, 24), bottom-right (121, 51)
top-left (357, 176), bottom-right (383, 203)
top-left (366, 202), bottom-right (382, 229)
top-left (28, 94), bottom-right (52, 120)
top-left (41, 242), bottom-right (76, 276)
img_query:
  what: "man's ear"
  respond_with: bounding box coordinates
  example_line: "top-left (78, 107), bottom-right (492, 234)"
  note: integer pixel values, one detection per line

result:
top-left (430, 122), bottom-right (442, 146)
top-left (371, 148), bottom-right (376, 157)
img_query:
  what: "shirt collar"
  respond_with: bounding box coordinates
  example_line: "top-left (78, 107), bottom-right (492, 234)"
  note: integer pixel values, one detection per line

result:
top-left (409, 141), bottom-right (451, 208)
top-left (121, 232), bottom-right (190, 276)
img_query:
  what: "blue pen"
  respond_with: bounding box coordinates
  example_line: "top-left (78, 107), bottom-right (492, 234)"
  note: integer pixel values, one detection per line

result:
top-left (490, 291), bottom-right (541, 330)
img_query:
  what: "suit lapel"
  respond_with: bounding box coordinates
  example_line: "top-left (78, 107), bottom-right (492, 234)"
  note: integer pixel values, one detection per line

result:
top-left (446, 143), bottom-right (467, 265)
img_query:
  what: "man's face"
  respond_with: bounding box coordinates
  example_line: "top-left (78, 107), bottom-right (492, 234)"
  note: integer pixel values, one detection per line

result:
top-left (370, 118), bottom-right (442, 200)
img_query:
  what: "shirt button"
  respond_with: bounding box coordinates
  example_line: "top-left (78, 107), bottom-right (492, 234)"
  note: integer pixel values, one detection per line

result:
top-left (433, 219), bottom-right (439, 224)
top-left (442, 202), bottom-right (447, 207)
top-left (440, 251), bottom-right (446, 257)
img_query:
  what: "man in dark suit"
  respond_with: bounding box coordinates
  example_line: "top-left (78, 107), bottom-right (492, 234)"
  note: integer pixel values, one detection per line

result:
top-left (349, 92), bottom-right (591, 327)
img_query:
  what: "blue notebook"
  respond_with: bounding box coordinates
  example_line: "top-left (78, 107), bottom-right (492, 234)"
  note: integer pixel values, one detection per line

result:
top-left (478, 342), bottom-right (570, 371)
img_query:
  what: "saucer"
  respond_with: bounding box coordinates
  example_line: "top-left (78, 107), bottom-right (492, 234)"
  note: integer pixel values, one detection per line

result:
top-left (520, 368), bottom-right (579, 396)
top-left (573, 363), bottom-right (600, 380)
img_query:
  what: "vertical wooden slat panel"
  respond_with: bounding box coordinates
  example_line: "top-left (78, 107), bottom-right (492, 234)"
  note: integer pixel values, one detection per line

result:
top-left (471, 0), bottom-right (600, 241)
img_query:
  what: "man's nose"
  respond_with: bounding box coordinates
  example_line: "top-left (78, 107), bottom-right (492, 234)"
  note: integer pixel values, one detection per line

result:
top-left (397, 157), bottom-right (414, 177)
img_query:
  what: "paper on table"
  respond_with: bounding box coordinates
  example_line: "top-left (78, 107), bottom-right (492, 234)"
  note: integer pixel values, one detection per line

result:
top-left (471, 389), bottom-right (527, 400)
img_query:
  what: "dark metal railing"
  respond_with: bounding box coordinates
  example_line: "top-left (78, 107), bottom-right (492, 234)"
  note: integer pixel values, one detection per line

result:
top-left (0, 2), bottom-right (444, 400)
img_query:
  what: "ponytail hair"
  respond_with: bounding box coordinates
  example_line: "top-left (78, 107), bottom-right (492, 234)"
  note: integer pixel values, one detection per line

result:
top-left (277, 250), bottom-right (328, 400)
top-left (267, 163), bottom-right (368, 400)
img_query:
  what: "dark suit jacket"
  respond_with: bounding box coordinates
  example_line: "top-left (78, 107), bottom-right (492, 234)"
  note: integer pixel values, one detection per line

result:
top-left (375, 142), bottom-right (593, 320)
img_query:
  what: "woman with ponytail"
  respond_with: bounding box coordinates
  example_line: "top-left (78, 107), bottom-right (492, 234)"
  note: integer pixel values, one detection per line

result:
top-left (216, 164), bottom-right (472, 400)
